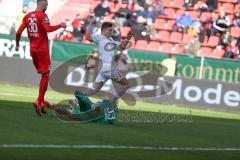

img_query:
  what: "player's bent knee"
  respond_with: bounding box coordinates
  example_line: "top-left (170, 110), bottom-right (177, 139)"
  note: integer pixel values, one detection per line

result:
top-left (41, 70), bottom-right (50, 77)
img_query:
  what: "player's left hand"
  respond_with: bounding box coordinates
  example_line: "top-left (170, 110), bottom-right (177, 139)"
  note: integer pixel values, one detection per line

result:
top-left (60, 22), bottom-right (67, 28)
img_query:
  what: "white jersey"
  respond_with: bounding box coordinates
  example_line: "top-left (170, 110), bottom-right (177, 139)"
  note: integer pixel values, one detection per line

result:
top-left (92, 34), bottom-right (119, 68)
top-left (91, 34), bottom-right (124, 83)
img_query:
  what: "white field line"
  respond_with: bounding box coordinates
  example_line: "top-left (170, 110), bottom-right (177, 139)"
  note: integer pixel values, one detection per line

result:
top-left (0, 144), bottom-right (240, 151)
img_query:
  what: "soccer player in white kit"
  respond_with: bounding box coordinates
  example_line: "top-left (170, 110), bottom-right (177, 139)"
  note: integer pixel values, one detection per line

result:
top-left (83, 18), bottom-right (131, 112)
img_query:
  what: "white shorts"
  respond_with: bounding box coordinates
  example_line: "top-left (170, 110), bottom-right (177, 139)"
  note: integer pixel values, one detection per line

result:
top-left (95, 68), bottom-right (125, 83)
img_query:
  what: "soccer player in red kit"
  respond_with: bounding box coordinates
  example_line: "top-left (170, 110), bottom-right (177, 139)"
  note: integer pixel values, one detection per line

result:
top-left (15, 0), bottom-right (66, 116)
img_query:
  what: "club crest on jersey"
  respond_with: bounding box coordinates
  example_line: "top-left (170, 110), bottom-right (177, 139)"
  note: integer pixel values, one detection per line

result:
top-left (104, 42), bottom-right (118, 51)
top-left (44, 17), bottom-right (49, 23)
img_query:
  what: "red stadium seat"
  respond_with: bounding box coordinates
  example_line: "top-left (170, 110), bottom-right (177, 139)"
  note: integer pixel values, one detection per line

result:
top-left (188, 11), bottom-right (200, 20)
top-left (164, 8), bottom-right (176, 19)
top-left (121, 26), bottom-right (131, 38)
top-left (200, 12), bottom-right (212, 22)
top-left (172, 44), bottom-right (184, 54)
top-left (230, 27), bottom-right (240, 38)
top-left (218, 0), bottom-right (228, 2)
top-left (172, 0), bottom-right (184, 8)
top-left (175, 9), bottom-right (184, 18)
top-left (147, 41), bottom-right (161, 52)
top-left (170, 32), bottom-right (183, 43)
top-left (199, 47), bottom-right (213, 57)
top-left (154, 18), bottom-right (166, 30)
top-left (92, 1), bottom-right (101, 9)
top-left (163, 0), bottom-right (172, 8)
top-left (222, 3), bottom-right (234, 14)
top-left (182, 34), bottom-right (194, 44)
top-left (159, 43), bottom-right (174, 53)
top-left (157, 31), bottom-right (170, 42)
top-left (135, 40), bottom-right (148, 50)
top-left (235, 4), bottom-right (240, 11)
top-left (227, 0), bottom-right (238, 3)
top-left (165, 20), bottom-right (175, 30)
top-left (129, 38), bottom-right (136, 49)
top-left (207, 36), bottom-right (220, 47)
top-left (212, 48), bottom-right (225, 59)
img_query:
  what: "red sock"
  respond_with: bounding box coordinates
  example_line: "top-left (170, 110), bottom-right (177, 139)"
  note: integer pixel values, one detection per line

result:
top-left (38, 74), bottom-right (49, 103)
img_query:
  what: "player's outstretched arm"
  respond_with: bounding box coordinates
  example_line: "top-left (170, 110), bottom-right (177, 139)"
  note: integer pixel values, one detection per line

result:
top-left (15, 22), bottom-right (27, 51)
top-left (118, 31), bottom-right (132, 51)
top-left (42, 21), bottom-right (66, 32)
top-left (86, 16), bottom-right (95, 42)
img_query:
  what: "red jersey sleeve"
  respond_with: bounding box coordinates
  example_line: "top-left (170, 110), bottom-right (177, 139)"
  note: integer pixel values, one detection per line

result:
top-left (16, 16), bottom-right (27, 46)
top-left (41, 13), bottom-right (61, 32)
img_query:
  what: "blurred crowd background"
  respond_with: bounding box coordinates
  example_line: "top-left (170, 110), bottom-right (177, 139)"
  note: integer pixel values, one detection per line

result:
top-left (0, 0), bottom-right (239, 60)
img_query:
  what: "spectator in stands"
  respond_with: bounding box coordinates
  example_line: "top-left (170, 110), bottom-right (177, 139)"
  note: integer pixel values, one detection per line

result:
top-left (111, 21), bottom-right (121, 41)
top-left (64, 18), bottom-right (74, 33)
top-left (206, 0), bottom-right (218, 12)
top-left (72, 14), bottom-right (83, 42)
top-left (194, 0), bottom-right (208, 12)
top-left (72, 25), bottom-right (83, 42)
top-left (137, 0), bottom-right (146, 7)
top-left (81, 10), bottom-right (95, 34)
top-left (9, 23), bottom-right (16, 36)
top-left (94, 0), bottom-right (111, 20)
top-left (142, 6), bottom-right (156, 21)
top-left (131, 16), bottom-right (150, 41)
top-left (131, 2), bottom-right (145, 17)
top-left (72, 14), bottom-right (81, 29)
top-left (220, 30), bottom-right (232, 48)
top-left (118, 0), bottom-right (133, 6)
top-left (224, 39), bottom-right (240, 60)
top-left (195, 0), bottom-right (217, 12)
top-left (153, 0), bottom-right (166, 16)
top-left (115, 2), bottom-right (131, 26)
top-left (145, 18), bottom-right (156, 39)
top-left (123, 13), bottom-right (136, 27)
top-left (211, 11), bottom-right (230, 36)
top-left (184, 36), bottom-right (201, 56)
top-left (174, 12), bottom-right (194, 33)
top-left (188, 18), bottom-right (202, 36)
top-left (184, 0), bottom-right (197, 10)
top-left (233, 8), bottom-right (240, 27)
top-left (199, 13), bottom-right (215, 42)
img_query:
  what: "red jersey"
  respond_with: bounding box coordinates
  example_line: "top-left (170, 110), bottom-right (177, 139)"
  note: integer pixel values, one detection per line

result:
top-left (16, 11), bottom-right (61, 52)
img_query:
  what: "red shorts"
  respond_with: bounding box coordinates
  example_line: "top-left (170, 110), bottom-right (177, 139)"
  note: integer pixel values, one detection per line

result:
top-left (31, 50), bottom-right (51, 74)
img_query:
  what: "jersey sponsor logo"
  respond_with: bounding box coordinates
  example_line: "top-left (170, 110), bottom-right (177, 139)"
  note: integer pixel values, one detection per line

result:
top-left (43, 17), bottom-right (49, 23)
top-left (29, 33), bottom-right (39, 37)
top-left (104, 42), bottom-right (118, 52)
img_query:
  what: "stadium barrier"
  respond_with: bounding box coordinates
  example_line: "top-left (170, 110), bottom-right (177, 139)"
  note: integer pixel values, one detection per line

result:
top-left (0, 34), bottom-right (239, 84)
top-left (0, 56), bottom-right (239, 111)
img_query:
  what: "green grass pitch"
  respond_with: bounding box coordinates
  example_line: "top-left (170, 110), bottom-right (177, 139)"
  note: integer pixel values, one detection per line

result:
top-left (0, 83), bottom-right (240, 160)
